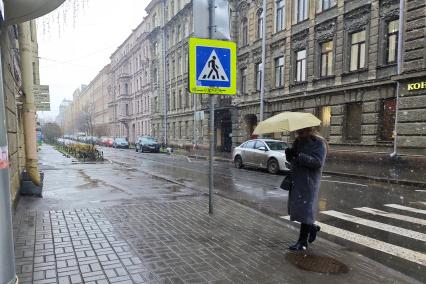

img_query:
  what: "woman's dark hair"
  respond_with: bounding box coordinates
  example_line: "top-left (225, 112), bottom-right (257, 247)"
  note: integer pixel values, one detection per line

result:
top-left (295, 127), bottom-right (329, 153)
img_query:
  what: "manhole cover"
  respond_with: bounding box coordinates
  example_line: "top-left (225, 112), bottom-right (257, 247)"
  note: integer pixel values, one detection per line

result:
top-left (286, 253), bottom-right (349, 274)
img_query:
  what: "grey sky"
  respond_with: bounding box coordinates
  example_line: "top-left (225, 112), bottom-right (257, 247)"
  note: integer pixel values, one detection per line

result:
top-left (37, 0), bottom-right (150, 121)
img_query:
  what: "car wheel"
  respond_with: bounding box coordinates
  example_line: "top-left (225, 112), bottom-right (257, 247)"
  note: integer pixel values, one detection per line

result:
top-left (234, 156), bottom-right (243, 169)
top-left (267, 158), bottom-right (280, 174)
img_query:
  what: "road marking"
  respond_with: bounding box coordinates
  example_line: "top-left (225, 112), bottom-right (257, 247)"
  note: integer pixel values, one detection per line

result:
top-left (384, 204), bottom-right (426, 215)
top-left (280, 216), bottom-right (426, 266)
top-left (415, 190), bottom-right (426, 193)
top-left (321, 210), bottom-right (426, 242)
top-left (322, 180), bottom-right (368, 187)
top-left (186, 157), bottom-right (192, 163)
top-left (355, 207), bottom-right (426, 226)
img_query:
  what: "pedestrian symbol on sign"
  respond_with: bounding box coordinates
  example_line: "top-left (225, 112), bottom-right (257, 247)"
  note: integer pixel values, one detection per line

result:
top-left (198, 50), bottom-right (229, 82)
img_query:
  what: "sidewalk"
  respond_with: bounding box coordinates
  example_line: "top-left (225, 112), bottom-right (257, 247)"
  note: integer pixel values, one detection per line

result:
top-left (12, 145), bottom-right (420, 283)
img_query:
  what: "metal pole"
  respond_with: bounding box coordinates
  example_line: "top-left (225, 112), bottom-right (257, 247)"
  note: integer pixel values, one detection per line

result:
top-left (0, 41), bottom-right (18, 284)
top-left (162, 0), bottom-right (168, 147)
top-left (259, 0), bottom-right (267, 122)
top-left (208, 0), bottom-right (215, 214)
top-left (391, 0), bottom-right (404, 158)
top-left (193, 93), bottom-right (196, 147)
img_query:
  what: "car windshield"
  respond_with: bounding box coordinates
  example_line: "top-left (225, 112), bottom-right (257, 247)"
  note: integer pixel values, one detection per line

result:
top-left (142, 137), bottom-right (156, 143)
top-left (116, 138), bottom-right (127, 142)
top-left (265, 141), bottom-right (287, 151)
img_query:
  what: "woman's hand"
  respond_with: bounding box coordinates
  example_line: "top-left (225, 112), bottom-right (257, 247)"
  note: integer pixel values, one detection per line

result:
top-left (285, 148), bottom-right (299, 160)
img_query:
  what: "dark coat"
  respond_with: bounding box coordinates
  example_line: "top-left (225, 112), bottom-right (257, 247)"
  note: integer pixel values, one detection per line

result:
top-left (288, 136), bottom-right (327, 224)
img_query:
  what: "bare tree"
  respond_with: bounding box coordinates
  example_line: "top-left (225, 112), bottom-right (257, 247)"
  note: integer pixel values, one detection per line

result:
top-left (77, 104), bottom-right (95, 135)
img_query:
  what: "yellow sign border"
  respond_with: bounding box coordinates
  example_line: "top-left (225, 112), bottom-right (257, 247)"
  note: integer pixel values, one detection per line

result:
top-left (189, 38), bottom-right (237, 95)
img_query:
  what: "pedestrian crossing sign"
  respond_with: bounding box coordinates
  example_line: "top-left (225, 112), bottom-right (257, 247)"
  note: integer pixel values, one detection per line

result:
top-left (189, 38), bottom-right (237, 95)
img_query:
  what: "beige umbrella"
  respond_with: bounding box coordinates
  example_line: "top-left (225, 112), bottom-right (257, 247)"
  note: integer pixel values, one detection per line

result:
top-left (253, 112), bottom-right (321, 135)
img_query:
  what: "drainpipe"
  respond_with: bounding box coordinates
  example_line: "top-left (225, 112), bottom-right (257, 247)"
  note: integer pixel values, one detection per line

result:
top-left (391, 0), bottom-right (405, 158)
top-left (18, 21), bottom-right (40, 186)
top-left (162, 0), bottom-right (168, 147)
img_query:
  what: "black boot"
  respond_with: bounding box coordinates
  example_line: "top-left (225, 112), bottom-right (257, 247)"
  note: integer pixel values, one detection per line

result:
top-left (308, 224), bottom-right (321, 243)
top-left (289, 223), bottom-right (310, 251)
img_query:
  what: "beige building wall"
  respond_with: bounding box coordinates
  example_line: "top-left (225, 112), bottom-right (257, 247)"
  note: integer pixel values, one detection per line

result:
top-left (1, 20), bottom-right (40, 203)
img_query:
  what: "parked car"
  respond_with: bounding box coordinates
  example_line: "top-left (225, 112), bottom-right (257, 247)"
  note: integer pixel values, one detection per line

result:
top-left (135, 136), bottom-right (161, 153)
top-left (113, 137), bottom-right (129, 149)
top-left (232, 139), bottom-right (290, 174)
top-left (99, 137), bottom-right (109, 146)
top-left (105, 137), bottom-right (114, 147)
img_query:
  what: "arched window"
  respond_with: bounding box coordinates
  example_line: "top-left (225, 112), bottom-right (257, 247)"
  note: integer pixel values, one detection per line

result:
top-left (257, 9), bottom-right (263, 39)
top-left (241, 17), bottom-right (248, 46)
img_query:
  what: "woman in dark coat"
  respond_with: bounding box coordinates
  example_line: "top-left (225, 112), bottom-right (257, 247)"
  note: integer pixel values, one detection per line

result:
top-left (285, 127), bottom-right (327, 251)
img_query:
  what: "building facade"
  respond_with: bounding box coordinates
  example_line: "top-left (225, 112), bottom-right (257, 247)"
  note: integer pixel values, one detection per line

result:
top-left (1, 20), bottom-right (42, 202)
top-left (232, 0), bottom-right (425, 155)
top-left (75, 0), bottom-right (425, 155)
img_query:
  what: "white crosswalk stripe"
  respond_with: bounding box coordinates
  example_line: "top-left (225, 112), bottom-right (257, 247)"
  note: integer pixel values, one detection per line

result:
top-left (355, 207), bottom-right (426, 226)
top-left (321, 210), bottom-right (426, 242)
top-left (384, 204), bottom-right (426, 215)
top-left (280, 216), bottom-right (426, 266)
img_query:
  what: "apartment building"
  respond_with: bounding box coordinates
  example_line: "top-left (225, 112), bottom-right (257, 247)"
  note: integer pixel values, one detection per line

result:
top-left (232, 0), bottom-right (425, 154)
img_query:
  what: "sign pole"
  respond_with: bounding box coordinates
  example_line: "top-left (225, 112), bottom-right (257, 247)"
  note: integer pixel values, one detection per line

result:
top-left (208, 0), bottom-right (215, 214)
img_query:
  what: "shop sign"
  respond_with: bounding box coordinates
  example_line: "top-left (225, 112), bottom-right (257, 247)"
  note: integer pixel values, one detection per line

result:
top-left (407, 81), bottom-right (426, 91)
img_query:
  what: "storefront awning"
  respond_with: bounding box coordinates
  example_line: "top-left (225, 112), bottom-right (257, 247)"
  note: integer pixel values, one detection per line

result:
top-left (3, 0), bottom-right (65, 25)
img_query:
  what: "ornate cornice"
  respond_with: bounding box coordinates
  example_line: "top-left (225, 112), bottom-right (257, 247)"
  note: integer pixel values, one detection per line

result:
top-left (292, 30), bottom-right (309, 50)
top-left (344, 5), bottom-right (371, 31)
top-left (315, 20), bottom-right (336, 42)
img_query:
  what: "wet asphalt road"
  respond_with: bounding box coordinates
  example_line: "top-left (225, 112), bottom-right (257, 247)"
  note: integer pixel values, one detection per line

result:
top-left (100, 147), bottom-right (424, 219)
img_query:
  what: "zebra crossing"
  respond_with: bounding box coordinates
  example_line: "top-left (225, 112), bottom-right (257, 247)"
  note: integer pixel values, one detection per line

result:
top-left (280, 202), bottom-right (426, 269)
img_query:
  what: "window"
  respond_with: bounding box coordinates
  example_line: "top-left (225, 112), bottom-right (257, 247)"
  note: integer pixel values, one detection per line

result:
top-left (386, 20), bottom-right (399, 64)
top-left (350, 30), bottom-right (366, 71)
top-left (185, 92), bottom-right (190, 108)
top-left (241, 18), bottom-right (248, 46)
top-left (379, 98), bottom-right (396, 141)
top-left (185, 121), bottom-right (189, 138)
top-left (276, 0), bottom-right (285, 32)
top-left (294, 0), bottom-right (308, 23)
top-left (32, 62), bottom-right (37, 85)
top-left (153, 68), bottom-right (158, 84)
top-left (257, 9), bottom-right (263, 39)
top-left (244, 140), bottom-right (256, 149)
top-left (317, 106), bottom-right (331, 140)
top-left (320, 41), bottom-right (334, 77)
top-left (177, 55), bottom-right (182, 75)
top-left (344, 102), bottom-right (362, 142)
top-left (255, 141), bottom-right (266, 150)
top-left (316, 0), bottom-right (336, 13)
top-left (255, 62), bottom-right (263, 91)
top-left (172, 59), bottom-right (175, 78)
top-left (125, 83), bottom-right (129, 95)
top-left (274, 57), bottom-right (284, 87)
top-left (178, 90), bottom-right (182, 109)
top-left (295, 49), bottom-right (306, 82)
top-left (177, 25), bottom-right (181, 42)
top-left (153, 42), bottom-right (158, 55)
top-left (240, 68), bottom-right (247, 94)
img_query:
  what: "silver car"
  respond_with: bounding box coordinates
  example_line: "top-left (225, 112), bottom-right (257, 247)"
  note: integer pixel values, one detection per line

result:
top-left (233, 139), bottom-right (290, 174)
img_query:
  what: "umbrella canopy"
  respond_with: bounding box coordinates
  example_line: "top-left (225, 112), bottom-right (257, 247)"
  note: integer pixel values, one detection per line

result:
top-left (253, 112), bottom-right (321, 135)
